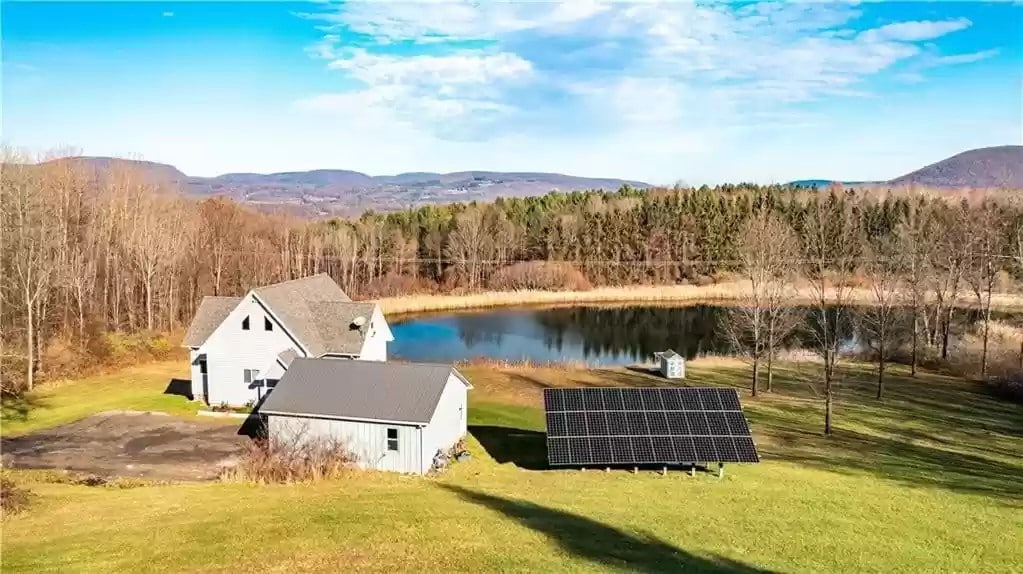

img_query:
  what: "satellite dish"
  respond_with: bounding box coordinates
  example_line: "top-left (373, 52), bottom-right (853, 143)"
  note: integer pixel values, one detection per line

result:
top-left (351, 316), bottom-right (367, 330)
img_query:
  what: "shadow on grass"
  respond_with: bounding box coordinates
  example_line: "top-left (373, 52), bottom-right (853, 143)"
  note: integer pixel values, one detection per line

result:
top-left (163, 378), bottom-right (193, 399)
top-left (470, 425), bottom-right (548, 470)
top-left (1, 392), bottom-right (49, 424)
top-left (440, 485), bottom-right (777, 573)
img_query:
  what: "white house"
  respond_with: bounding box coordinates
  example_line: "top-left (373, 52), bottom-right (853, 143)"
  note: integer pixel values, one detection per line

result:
top-left (181, 274), bottom-right (394, 407)
top-left (260, 358), bottom-right (472, 475)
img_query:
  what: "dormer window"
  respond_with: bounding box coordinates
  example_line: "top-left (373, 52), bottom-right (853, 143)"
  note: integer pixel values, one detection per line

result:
top-left (242, 316), bottom-right (250, 330)
top-left (264, 317), bottom-right (273, 331)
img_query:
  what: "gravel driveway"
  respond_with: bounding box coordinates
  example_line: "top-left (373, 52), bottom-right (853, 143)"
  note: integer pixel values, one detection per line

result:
top-left (1, 411), bottom-right (250, 481)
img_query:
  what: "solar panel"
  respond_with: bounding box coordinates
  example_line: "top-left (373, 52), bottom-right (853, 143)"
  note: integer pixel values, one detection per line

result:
top-left (543, 387), bottom-right (760, 466)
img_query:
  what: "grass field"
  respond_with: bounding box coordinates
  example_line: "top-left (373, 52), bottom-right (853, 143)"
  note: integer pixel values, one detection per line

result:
top-left (2, 358), bottom-right (1021, 573)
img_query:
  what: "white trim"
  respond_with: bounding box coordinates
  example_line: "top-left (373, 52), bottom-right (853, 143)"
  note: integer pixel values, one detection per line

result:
top-left (261, 410), bottom-right (428, 427)
top-left (450, 368), bottom-right (474, 389)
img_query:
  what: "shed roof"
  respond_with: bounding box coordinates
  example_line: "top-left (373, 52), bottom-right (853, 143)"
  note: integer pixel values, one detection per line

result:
top-left (655, 350), bottom-right (682, 360)
top-left (260, 358), bottom-right (471, 425)
top-left (182, 296), bottom-right (242, 348)
top-left (253, 274), bottom-right (375, 356)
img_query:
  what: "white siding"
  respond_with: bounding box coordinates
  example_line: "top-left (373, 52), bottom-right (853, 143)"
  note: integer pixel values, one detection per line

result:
top-left (419, 374), bottom-right (469, 474)
top-left (200, 294), bottom-right (308, 407)
top-left (357, 306), bottom-right (392, 362)
top-left (268, 415), bottom-right (423, 474)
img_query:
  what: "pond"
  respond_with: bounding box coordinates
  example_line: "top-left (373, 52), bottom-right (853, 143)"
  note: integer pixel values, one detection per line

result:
top-left (389, 304), bottom-right (1019, 366)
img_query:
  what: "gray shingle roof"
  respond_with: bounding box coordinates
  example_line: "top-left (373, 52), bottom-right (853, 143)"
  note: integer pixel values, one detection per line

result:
top-left (253, 274), bottom-right (375, 356)
top-left (276, 348), bottom-right (299, 368)
top-left (182, 296), bottom-right (242, 348)
top-left (260, 358), bottom-right (470, 424)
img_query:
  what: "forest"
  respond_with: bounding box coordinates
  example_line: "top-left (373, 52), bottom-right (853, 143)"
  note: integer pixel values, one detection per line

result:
top-left (2, 153), bottom-right (1023, 400)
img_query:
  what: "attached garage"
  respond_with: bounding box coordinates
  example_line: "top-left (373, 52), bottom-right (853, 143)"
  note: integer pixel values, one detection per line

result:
top-left (259, 358), bottom-right (472, 475)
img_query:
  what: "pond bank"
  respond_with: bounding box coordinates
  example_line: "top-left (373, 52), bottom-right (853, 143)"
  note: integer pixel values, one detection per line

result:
top-left (378, 283), bottom-right (1023, 315)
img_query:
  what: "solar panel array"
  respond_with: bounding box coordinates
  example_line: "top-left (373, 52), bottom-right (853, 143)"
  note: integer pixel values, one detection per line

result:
top-left (543, 387), bottom-right (759, 466)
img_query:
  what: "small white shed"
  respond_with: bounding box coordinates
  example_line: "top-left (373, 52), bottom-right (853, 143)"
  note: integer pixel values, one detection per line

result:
top-left (654, 350), bottom-right (685, 379)
top-left (259, 358), bottom-right (472, 475)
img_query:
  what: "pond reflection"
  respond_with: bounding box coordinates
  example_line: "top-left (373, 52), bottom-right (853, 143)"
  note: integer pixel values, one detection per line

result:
top-left (389, 304), bottom-right (1008, 366)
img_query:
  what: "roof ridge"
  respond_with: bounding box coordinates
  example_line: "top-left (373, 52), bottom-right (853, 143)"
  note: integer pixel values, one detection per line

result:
top-left (253, 272), bottom-right (333, 291)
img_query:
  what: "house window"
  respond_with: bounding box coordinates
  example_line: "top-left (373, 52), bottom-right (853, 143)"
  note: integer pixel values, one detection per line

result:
top-left (264, 317), bottom-right (273, 331)
top-left (386, 428), bottom-right (399, 452)
top-left (243, 369), bottom-right (259, 384)
top-left (242, 316), bottom-right (250, 330)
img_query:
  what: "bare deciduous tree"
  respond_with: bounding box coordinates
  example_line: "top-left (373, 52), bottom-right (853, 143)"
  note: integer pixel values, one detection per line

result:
top-left (966, 201), bottom-right (1007, 378)
top-left (800, 195), bottom-right (861, 435)
top-left (723, 210), bottom-right (799, 396)
top-left (859, 236), bottom-right (905, 399)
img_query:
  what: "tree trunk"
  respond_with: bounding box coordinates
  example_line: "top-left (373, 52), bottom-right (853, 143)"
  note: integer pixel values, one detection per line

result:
top-left (145, 277), bottom-right (154, 331)
top-left (823, 348), bottom-right (834, 436)
top-left (766, 350), bottom-right (774, 393)
top-left (877, 355), bottom-right (885, 400)
top-left (941, 306), bottom-right (954, 360)
top-left (981, 301), bottom-right (992, 379)
top-left (751, 355), bottom-right (759, 397)
top-left (25, 286), bottom-right (35, 392)
top-left (911, 313), bottom-right (919, 377)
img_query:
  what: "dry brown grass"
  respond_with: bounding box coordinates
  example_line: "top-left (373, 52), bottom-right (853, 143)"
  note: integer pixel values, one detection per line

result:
top-left (379, 282), bottom-right (1023, 315)
top-left (222, 432), bottom-right (356, 484)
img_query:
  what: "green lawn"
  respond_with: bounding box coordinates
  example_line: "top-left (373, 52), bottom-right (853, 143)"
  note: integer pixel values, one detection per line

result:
top-left (2, 359), bottom-right (1021, 573)
top-left (1, 362), bottom-right (197, 437)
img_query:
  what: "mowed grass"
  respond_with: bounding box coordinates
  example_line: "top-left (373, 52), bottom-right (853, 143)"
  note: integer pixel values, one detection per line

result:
top-left (1, 361), bottom-right (196, 437)
top-left (2, 359), bottom-right (1022, 573)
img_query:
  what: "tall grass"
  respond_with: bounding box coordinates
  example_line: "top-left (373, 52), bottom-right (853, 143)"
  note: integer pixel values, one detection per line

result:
top-left (379, 282), bottom-right (1023, 315)
top-left (223, 433), bottom-right (356, 484)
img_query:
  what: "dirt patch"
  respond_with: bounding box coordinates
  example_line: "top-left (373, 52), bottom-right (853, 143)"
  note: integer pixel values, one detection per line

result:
top-left (1, 411), bottom-right (251, 481)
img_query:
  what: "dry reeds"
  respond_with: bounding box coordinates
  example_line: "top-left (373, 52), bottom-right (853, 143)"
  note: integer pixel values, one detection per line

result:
top-left (379, 282), bottom-right (1023, 316)
top-left (223, 433), bottom-right (356, 484)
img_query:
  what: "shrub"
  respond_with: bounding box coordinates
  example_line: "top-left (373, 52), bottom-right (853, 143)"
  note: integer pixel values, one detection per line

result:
top-left (487, 261), bottom-right (592, 291)
top-left (226, 431), bottom-right (355, 484)
top-left (362, 273), bottom-right (436, 298)
top-left (1, 476), bottom-right (33, 516)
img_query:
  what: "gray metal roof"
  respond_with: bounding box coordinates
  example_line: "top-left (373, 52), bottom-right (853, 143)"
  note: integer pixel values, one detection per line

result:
top-left (181, 296), bottom-right (242, 347)
top-left (658, 349), bottom-right (681, 359)
top-left (260, 358), bottom-right (470, 424)
top-left (253, 274), bottom-right (375, 356)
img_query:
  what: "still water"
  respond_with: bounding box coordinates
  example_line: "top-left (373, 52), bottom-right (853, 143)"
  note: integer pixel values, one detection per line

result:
top-left (389, 304), bottom-right (1013, 366)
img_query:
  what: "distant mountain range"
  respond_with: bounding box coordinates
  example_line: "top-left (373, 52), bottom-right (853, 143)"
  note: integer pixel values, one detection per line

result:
top-left (50, 144), bottom-right (1022, 217)
top-left (788, 145), bottom-right (1022, 190)
top-left (58, 158), bottom-right (649, 216)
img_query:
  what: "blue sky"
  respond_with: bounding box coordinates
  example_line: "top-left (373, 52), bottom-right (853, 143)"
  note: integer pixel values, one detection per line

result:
top-left (2, 1), bottom-right (1021, 184)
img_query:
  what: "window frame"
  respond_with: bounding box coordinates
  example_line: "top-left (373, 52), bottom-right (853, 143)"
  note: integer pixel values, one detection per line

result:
top-left (386, 427), bottom-right (399, 452)
top-left (243, 369), bottom-right (258, 384)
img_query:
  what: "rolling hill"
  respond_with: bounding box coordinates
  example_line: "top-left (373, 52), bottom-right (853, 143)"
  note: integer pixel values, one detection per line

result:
top-left (789, 145), bottom-right (1022, 190)
top-left (56, 157), bottom-right (649, 216)
top-left (48, 145), bottom-right (1023, 217)
top-left (888, 145), bottom-right (1023, 189)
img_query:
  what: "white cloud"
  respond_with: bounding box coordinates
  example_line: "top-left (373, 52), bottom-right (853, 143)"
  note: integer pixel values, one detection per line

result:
top-left (291, 1), bottom-right (998, 182)
top-left (931, 49), bottom-right (1000, 66)
top-left (859, 18), bottom-right (971, 42)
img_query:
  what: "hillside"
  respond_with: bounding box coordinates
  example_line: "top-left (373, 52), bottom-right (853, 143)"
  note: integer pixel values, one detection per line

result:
top-left (54, 157), bottom-right (649, 216)
top-left (888, 145), bottom-right (1023, 189)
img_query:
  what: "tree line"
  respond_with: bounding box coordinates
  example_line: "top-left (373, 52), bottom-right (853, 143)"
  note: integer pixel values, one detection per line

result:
top-left (2, 153), bottom-right (1022, 400)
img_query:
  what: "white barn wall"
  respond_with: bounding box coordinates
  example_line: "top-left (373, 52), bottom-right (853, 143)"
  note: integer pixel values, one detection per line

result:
top-left (419, 374), bottom-right (469, 473)
top-left (268, 415), bottom-right (423, 474)
top-left (201, 295), bottom-right (307, 407)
